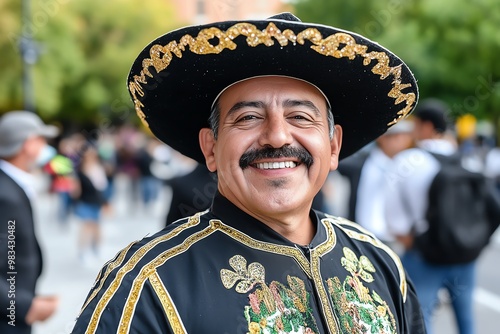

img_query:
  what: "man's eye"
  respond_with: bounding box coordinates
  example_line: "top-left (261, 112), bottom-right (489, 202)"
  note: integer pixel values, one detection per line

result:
top-left (290, 114), bottom-right (312, 121)
top-left (236, 115), bottom-right (257, 122)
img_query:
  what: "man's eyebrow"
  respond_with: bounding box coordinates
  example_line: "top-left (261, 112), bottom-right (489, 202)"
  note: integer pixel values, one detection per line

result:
top-left (283, 99), bottom-right (321, 116)
top-left (227, 101), bottom-right (265, 116)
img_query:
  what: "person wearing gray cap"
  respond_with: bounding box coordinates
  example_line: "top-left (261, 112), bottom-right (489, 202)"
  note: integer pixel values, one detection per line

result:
top-left (0, 110), bottom-right (60, 334)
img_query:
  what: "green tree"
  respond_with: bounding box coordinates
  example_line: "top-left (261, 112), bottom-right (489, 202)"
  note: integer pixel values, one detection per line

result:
top-left (293, 0), bottom-right (500, 139)
top-left (0, 0), bottom-right (179, 125)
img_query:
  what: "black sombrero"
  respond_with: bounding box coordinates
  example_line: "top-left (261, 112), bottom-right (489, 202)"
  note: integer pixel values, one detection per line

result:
top-left (128, 12), bottom-right (418, 163)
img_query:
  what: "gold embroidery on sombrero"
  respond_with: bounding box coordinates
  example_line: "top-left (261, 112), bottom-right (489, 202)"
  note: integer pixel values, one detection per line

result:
top-left (128, 22), bottom-right (416, 128)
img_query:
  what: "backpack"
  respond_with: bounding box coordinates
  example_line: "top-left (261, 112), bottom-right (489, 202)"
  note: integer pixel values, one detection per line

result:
top-left (414, 152), bottom-right (500, 264)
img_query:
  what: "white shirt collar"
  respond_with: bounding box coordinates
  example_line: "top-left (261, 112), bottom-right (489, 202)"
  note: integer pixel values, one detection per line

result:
top-left (0, 159), bottom-right (36, 201)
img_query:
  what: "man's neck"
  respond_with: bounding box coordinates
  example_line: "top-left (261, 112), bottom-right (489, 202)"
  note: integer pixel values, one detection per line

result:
top-left (1, 156), bottom-right (29, 172)
top-left (244, 207), bottom-right (316, 246)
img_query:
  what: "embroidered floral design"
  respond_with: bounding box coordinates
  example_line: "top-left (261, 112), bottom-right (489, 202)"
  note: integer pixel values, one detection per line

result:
top-left (221, 255), bottom-right (319, 334)
top-left (326, 247), bottom-right (397, 333)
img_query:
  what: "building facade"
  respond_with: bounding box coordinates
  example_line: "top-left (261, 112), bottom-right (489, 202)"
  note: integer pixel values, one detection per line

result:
top-left (171, 0), bottom-right (288, 25)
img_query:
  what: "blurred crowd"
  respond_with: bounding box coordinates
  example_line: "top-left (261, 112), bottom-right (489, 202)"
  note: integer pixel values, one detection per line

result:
top-left (39, 123), bottom-right (205, 264)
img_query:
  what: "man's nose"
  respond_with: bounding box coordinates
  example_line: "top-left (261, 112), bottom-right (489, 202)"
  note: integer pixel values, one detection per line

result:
top-left (258, 115), bottom-right (293, 148)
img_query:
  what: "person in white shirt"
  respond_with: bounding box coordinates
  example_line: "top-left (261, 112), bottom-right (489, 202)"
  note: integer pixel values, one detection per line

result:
top-left (484, 145), bottom-right (500, 193)
top-left (337, 120), bottom-right (415, 253)
top-left (385, 99), bottom-right (476, 334)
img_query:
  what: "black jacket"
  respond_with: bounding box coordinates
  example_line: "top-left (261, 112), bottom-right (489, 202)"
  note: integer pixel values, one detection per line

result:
top-left (0, 168), bottom-right (43, 334)
top-left (73, 192), bottom-right (425, 334)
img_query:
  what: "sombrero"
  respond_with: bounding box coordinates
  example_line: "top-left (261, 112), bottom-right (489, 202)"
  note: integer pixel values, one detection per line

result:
top-left (127, 12), bottom-right (418, 163)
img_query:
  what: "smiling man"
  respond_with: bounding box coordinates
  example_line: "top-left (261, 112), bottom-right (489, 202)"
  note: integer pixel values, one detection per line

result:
top-left (72, 13), bottom-right (425, 334)
top-left (200, 77), bottom-right (341, 242)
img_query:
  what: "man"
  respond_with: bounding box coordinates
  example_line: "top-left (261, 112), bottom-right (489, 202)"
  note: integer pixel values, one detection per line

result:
top-left (72, 13), bottom-right (424, 333)
top-left (384, 99), bottom-right (475, 334)
top-left (337, 120), bottom-right (415, 253)
top-left (0, 111), bottom-right (60, 334)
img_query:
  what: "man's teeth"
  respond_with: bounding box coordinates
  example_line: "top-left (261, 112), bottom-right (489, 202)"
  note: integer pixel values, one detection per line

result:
top-left (255, 161), bottom-right (297, 169)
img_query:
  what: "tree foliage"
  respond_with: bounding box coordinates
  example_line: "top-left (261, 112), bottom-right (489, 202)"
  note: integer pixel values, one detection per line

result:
top-left (0, 0), bottom-right (179, 125)
top-left (293, 0), bottom-right (500, 135)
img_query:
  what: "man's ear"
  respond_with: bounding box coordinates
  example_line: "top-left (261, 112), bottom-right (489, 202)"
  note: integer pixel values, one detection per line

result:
top-left (330, 124), bottom-right (343, 171)
top-left (199, 128), bottom-right (217, 172)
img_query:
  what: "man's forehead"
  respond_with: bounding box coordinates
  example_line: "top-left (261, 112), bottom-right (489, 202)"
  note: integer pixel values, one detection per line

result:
top-left (213, 75), bottom-right (332, 111)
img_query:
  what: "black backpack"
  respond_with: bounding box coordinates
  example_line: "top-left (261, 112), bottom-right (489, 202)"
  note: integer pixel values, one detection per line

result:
top-left (414, 152), bottom-right (500, 264)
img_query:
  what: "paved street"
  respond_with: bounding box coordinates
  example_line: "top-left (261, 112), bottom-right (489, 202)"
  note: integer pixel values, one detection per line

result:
top-left (31, 173), bottom-right (500, 334)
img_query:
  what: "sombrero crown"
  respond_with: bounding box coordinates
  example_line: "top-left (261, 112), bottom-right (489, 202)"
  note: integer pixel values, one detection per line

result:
top-left (128, 13), bottom-right (418, 162)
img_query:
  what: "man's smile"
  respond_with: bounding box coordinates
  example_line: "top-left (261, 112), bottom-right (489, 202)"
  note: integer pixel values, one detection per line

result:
top-left (254, 161), bottom-right (298, 170)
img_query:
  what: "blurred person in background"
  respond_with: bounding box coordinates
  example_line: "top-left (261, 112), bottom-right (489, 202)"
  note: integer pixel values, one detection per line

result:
top-left (0, 111), bottom-right (59, 334)
top-left (384, 99), bottom-right (476, 334)
top-left (115, 124), bottom-right (143, 211)
top-left (135, 137), bottom-right (163, 211)
top-left (337, 119), bottom-right (415, 254)
top-left (44, 137), bottom-right (78, 226)
top-left (97, 132), bottom-right (118, 204)
top-left (72, 143), bottom-right (109, 266)
top-left (484, 141), bottom-right (500, 193)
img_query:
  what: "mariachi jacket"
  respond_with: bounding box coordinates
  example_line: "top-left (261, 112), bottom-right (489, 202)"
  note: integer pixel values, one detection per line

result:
top-left (72, 192), bottom-right (425, 334)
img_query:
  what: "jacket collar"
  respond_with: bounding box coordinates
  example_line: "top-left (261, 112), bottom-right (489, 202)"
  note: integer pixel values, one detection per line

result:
top-left (210, 191), bottom-right (329, 249)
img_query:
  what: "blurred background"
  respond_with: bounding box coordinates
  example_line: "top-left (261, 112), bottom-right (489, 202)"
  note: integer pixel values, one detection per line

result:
top-left (1, 0), bottom-right (499, 333)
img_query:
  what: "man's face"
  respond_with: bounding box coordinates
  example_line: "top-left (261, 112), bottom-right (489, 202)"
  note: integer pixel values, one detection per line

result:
top-left (24, 135), bottom-right (48, 171)
top-left (376, 132), bottom-right (414, 158)
top-left (199, 76), bottom-right (342, 220)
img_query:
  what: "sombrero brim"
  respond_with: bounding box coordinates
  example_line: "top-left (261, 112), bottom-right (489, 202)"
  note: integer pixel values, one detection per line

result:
top-left (128, 14), bottom-right (418, 163)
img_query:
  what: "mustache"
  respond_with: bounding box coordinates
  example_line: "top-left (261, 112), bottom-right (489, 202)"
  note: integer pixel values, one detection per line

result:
top-left (239, 145), bottom-right (313, 169)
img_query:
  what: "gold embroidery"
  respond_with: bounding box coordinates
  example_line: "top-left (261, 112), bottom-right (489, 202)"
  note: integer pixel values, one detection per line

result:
top-left (298, 30), bottom-right (368, 60)
top-left (220, 255), bottom-right (266, 293)
top-left (327, 248), bottom-right (397, 333)
top-left (222, 256), bottom-right (322, 333)
top-left (211, 220), bottom-right (312, 278)
top-left (83, 213), bottom-right (202, 334)
top-left (129, 22), bottom-right (416, 128)
top-left (309, 219), bottom-right (341, 333)
top-left (79, 241), bottom-right (137, 315)
top-left (117, 221), bottom-right (219, 333)
top-left (149, 271), bottom-right (187, 334)
top-left (327, 215), bottom-right (408, 301)
top-left (117, 219), bottom-right (325, 332)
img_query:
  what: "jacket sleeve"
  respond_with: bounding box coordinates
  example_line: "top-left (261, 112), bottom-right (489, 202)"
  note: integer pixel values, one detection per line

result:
top-left (0, 196), bottom-right (34, 325)
top-left (71, 267), bottom-right (172, 333)
top-left (401, 276), bottom-right (427, 334)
